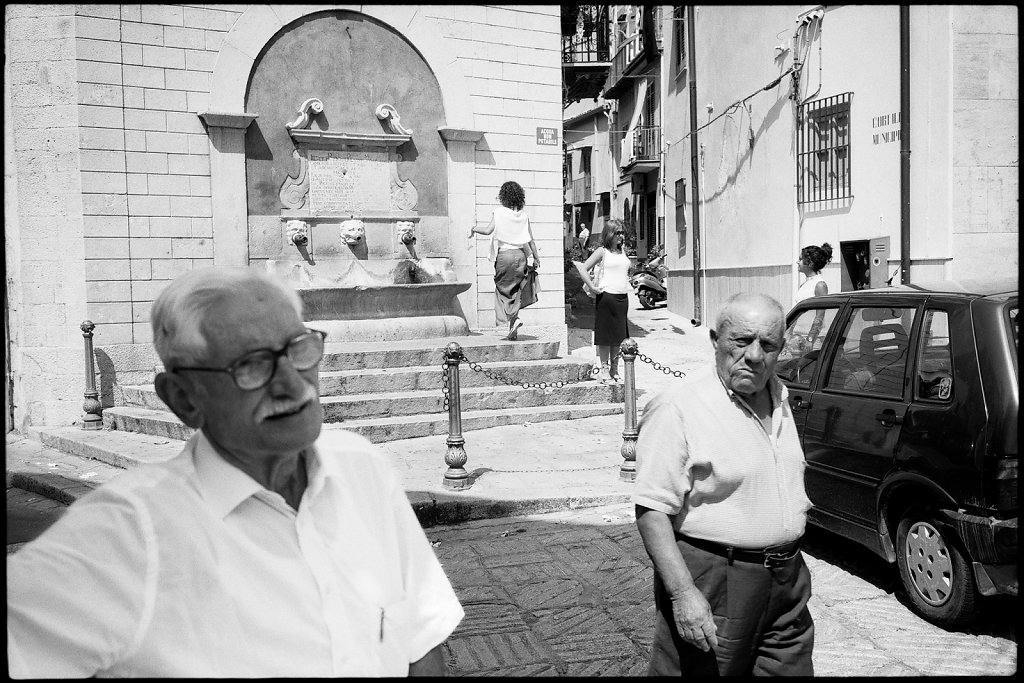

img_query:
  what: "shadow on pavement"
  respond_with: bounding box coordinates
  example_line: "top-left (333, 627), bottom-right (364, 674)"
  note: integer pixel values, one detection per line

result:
top-left (802, 524), bottom-right (1019, 640)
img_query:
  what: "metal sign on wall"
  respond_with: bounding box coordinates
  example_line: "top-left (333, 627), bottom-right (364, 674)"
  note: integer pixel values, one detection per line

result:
top-left (536, 127), bottom-right (558, 145)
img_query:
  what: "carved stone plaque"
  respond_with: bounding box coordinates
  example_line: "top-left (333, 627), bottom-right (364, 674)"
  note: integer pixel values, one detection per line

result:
top-left (307, 150), bottom-right (393, 214)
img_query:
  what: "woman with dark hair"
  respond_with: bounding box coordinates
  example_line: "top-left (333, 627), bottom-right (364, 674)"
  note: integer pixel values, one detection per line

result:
top-left (579, 219), bottom-right (632, 383)
top-left (795, 242), bottom-right (833, 302)
top-left (469, 180), bottom-right (540, 340)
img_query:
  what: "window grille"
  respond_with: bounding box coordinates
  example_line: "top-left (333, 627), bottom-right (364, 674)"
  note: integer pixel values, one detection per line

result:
top-left (797, 93), bottom-right (853, 204)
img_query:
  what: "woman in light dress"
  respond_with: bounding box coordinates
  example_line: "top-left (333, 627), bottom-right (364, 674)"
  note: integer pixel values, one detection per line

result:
top-left (579, 219), bottom-right (632, 384)
top-left (795, 242), bottom-right (833, 302)
top-left (469, 181), bottom-right (540, 341)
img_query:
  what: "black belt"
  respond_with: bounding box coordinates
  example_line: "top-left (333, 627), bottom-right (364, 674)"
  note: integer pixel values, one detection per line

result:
top-left (677, 534), bottom-right (802, 568)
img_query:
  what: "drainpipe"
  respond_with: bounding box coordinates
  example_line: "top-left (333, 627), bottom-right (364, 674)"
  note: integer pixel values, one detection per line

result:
top-left (687, 5), bottom-right (702, 325)
top-left (899, 5), bottom-right (911, 284)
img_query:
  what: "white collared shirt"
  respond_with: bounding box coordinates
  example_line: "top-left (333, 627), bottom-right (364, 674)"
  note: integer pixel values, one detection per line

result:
top-left (7, 430), bottom-right (464, 678)
top-left (632, 369), bottom-right (812, 548)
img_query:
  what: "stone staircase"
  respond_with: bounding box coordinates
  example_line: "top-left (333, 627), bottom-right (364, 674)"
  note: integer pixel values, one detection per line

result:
top-left (10, 333), bottom-right (623, 504)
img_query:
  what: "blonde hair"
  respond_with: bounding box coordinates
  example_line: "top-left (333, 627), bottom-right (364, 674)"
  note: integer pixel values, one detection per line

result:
top-left (151, 266), bottom-right (303, 370)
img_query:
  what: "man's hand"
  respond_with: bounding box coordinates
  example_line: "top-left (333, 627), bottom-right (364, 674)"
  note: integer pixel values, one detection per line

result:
top-left (670, 586), bottom-right (718, 652)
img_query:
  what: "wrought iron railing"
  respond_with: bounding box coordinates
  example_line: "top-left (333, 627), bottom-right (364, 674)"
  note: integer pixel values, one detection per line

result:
top-left (606, 7), bottom-right (664, 93)
top-left (562, 5), bottom-right (610, 63)
top-left (631, 126), bottom-right (661, 163)
top-left (608, 32), bottom-right (642, 89)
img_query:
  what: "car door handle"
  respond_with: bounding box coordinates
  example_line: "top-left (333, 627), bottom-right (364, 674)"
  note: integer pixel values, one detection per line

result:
top-left (791, 397), bottom-right (812, 410)
top-left (875, 409), bottom-right (903, 427)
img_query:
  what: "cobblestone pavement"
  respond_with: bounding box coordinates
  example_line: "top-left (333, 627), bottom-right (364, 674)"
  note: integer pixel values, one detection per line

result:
top-left (430, 502), bottom-right (1018, 677)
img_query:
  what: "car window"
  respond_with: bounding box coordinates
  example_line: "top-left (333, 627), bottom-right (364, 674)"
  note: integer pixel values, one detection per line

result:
top-left (777, 306), bottom-right (840, 386)
top-left (915, 310), bottom-right (953, 401)
top-left (825, 306), bottom-right (916, 397)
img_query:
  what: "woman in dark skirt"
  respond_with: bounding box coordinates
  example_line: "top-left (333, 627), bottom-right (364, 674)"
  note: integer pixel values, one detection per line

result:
top-left (579, 219), bottom-right (632, 383)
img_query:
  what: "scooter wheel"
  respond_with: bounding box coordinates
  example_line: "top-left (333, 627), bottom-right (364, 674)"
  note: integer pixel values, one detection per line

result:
top-left (638, 290), bottom-right (656, 309)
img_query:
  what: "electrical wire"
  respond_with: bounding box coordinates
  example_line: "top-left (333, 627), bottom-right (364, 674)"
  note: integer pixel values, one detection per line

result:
top-left (665, 66), bottom-right (795, 148)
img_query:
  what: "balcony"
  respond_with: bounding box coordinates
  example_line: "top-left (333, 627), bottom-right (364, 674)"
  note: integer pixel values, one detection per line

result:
top-left (571, 175), bottom-right (594, 204)
top-left (562, 5), bottom-right (611, 106)
top-left (603, 7), bottom-right (663, 100)
top-left (621, 126), bottom-right (661, 175)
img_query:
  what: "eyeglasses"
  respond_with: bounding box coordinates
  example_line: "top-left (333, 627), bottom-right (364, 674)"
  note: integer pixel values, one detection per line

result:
top-left (173, 329), bottom-right (327, 391)
top-left (614, 231), bottom-right (625, 236)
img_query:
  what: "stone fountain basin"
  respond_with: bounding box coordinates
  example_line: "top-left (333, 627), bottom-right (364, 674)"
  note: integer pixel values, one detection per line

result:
top-left (264, 257), bottom-right (471, 325)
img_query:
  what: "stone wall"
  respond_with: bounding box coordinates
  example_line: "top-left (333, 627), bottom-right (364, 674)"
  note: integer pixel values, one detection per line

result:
top-left (949, 5), bottom-right (1019, 280)
top-left (6, 5), bottom-right (91, 429)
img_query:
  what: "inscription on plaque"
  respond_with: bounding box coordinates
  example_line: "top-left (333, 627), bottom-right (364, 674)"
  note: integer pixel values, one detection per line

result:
top-left (307, 150), bottom-right (393, 214)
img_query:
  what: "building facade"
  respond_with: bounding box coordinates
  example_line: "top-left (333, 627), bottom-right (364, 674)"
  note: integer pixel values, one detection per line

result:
top-left (5, 5), bottom-right (564, 431)
top-left (563, 5), bottom-right (1018, 323)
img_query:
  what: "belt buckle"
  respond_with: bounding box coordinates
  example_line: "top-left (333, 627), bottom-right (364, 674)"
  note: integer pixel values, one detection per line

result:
top-left (763, 546), bottom-right (798, 568)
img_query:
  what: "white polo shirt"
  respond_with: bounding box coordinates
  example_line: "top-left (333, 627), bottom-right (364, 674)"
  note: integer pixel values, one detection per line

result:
top-left (7, 429), bottom-right (464, 678)
top-left (632, 369), bottom-right (812, 548)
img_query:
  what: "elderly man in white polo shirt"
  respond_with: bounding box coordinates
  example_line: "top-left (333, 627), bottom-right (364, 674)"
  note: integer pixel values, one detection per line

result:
top-left (7, 266), bottom-right (464, 678)
top-left (633, 292), bottom-right (814, 676)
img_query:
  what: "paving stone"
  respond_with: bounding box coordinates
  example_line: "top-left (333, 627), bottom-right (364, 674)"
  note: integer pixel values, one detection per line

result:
top-left (464, 662), bottom-right (559, 677)
top-left (530, 605), bottom-right (622, 639)
top-left (453, 602), bottom-right (530, 637)
top-left (506, 578), bottom-right (586, 610)
top-left (478, 549), bottom-right (555, 569)
top-left (484, 561), bottom-right (577, 583)
top-left (441, 567), bottom-right (493, 588)
top-left (547, 539), bottom-right (646, 572)
top-left (447, 631), bottom-right (552, 674)
top-left (584, 566), bottom-right (655, 605)
top-left (564, 657), bottom-right (648, 676)
top-left (545, 632), bottom-right (640, 663)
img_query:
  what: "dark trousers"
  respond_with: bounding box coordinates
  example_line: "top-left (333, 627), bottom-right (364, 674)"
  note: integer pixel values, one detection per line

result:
top-left (647, 537), bottom-right (815, 676)
top-left (494, 248), bottom-right (527, 326)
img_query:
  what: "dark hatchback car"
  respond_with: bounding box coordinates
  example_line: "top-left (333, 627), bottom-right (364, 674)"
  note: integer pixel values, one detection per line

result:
top-left (777, 279), bottom-right (1017, 626)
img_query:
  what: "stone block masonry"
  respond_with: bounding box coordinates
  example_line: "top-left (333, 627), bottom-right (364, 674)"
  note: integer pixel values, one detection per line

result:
top-left (70, 4), bottom-right (240, 356)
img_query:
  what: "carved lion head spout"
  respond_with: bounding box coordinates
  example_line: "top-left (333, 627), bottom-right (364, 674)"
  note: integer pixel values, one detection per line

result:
top-left (396, 221), bottom-right (416, 245)
top-left (339, 219), bottom-right (365, 245)
top-left (285, 219), bottom-right (309, 247)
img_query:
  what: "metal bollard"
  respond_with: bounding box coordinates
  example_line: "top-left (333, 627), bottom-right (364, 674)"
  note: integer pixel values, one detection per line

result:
top-left (619, 337), bottom-right (639, 482)
top-left (442, 342), bottom-right (471, 490)
top-left (80, 320), bottom-right (103, 430)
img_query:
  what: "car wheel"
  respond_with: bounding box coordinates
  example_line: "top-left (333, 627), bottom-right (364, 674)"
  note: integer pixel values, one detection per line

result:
top-left (895, 508), bottom-right (977, 626)
top-left (637, 290), bottom-right (656, 309)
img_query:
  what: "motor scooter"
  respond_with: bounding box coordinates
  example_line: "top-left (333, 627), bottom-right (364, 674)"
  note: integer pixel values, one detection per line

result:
top-left (631, 247), bottom-right (668, 309)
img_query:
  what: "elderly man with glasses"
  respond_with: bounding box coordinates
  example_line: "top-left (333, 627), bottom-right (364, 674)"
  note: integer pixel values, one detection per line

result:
top-left (7, 267), bottom-right (464, 678)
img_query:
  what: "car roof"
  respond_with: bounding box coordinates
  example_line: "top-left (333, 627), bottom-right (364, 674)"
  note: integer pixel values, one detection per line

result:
top-left (819, 278), bottom-right (1018, 299)
top-left (889, 278), bottom-right (1018, 296)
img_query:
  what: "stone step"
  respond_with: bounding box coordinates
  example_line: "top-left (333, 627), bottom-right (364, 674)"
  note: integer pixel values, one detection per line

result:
top-left (318, 358), bottom-right (597, 395)
top-left (319, 337), bottom-right (562, 370)
top-left (323, 403), bottom-right (626, 442)
top-left (101, 398), bottom-right (626, 445)
top-left (121, 381), bottom-right (624, 419)
top-left (6, 428), bottom-right (180, 505)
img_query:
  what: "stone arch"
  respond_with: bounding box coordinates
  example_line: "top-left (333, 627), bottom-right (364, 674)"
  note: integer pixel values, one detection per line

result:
top-left (208, 5), bottom-right (474, 129)
top-left (201, 3), bottom-right (483, 312)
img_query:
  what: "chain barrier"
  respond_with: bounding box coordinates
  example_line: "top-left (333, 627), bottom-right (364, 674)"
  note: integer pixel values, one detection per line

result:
top-left (442, 349), bottom-right (686, 409)
top-left (441, 357), bottom-right (451, 412)
top-left (488, 464), bottom-right (618, 474)
top-left (635, 351), bottom-right (687, 378)
top-left (442, 350), bottom-right (601, 406)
